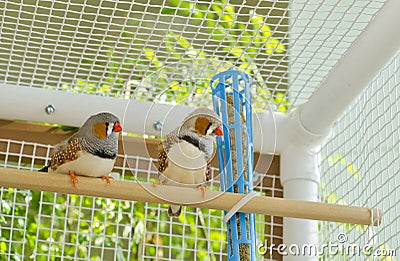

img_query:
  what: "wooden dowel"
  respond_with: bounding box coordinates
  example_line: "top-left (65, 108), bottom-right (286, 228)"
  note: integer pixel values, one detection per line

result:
top-left (0, 168), bottom-right (381, 226)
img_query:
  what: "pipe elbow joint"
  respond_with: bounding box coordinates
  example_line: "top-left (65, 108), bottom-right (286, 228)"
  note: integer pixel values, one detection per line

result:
top-left (279, 107), bottom-right (332, 187)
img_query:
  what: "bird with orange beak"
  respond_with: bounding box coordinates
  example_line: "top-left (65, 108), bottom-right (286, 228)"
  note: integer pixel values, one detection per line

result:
top-left (157, 107), bottom-right (223, 217)
top-left (40, 112), bottom-right (122, 188)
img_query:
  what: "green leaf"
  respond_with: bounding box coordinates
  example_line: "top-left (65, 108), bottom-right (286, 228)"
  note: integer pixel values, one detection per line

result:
top-left (225, 4), bottom-right (235, 15)
top-left (133, 219), bottom-right (145, 244)
top-left (78, 245), bottom-right (88, 257)
top-left (211, 3), bottom-right (223, 15)
top-left (167, 0), bottom-right (193, 16)
top-left (261, 24), bottom-right (272, 38)
top-left (2, 201), bottom-right (11, 214)
top-left (266, 39), bottom-right (285, 54)
top-left (250, 13), bottom-right (264, 25)
top-left (94, 237), bottom-right (104, 246)
top-left (176, 36), bottom-right (191, 49)
top-left (161, 7), bottom-right (176, 15)
top-left (229, 47), bottom-right (244, 57)
top-left (221, 14), bottom-right (233, 28)
top-left (274, 92), bottom-right (290, 113)
top-left (0, 241), bottom-right (7, 252)
top-left (143, 49), bottom-right (163, 67)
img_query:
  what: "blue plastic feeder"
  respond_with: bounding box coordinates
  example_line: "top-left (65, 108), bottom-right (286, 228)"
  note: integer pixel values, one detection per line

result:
top-left (210, 69), bottom-right (256, 261)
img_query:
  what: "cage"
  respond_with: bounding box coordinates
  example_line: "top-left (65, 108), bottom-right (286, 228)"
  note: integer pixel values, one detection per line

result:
top-left (0, 0), bottom-right (399, 260)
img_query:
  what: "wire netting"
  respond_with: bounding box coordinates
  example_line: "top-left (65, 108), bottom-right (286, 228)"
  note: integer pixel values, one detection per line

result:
top-left (0, 0), bottom-right (399, 260)
top-left (0, 0), bottom-right (386, 112)
top-left (319, 49), bottom-right (400, 260)
top-left (0, 138), bottom-right (283, 260)
top-left (289, 0), bottom-right (386, 105)
top-left (0, 0), bottom-right (289, 112)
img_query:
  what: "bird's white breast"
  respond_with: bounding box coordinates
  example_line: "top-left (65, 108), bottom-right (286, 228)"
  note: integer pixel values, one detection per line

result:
top-left (52, 151), bottom-right (115, 177)
top-left (161, 141), bottom-right (207, 186)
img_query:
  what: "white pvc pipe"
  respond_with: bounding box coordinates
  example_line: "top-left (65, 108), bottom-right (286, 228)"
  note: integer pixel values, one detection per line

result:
top-left (300, 0), bottom-right (400, 135)
top-left (280, 115), bottom-right (321, 261)
top-left (253, 111), bottom-right (286, 154)
top-left (283, 179), bottom-right (319, 259)
top-left (0, 85), bottom-right (191, 136)
top-left (0, 85), bottom-right (280, 153)
top-left (280, 110), bottom-right (322, 261)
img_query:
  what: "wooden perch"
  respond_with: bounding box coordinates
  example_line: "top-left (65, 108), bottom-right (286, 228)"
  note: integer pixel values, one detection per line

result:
top-left (0, 168), bottom-right (381, 226)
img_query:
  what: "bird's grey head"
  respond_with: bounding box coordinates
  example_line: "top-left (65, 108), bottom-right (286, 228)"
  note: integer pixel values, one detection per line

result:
top-left (177, 107), bottom-right (223, 160)
top-left (180, 107), bottom-right (223, 137)
top-left (77, 112), bottom-right (122, 159)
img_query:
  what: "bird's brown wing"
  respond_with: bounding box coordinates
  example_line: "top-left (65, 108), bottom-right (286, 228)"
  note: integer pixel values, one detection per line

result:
top-left (157, 143), bottom-right (168, 173)
top-left (205, 162), bottom-right (212, 182)
top-left (50, 138), bottom-right (83, 171)
top-left (157, 130), bottom-right (179, 173)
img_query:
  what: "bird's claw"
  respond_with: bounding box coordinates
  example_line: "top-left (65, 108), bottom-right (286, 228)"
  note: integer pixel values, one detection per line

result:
top-left (152, 181), bottom-right (164, 188)
top-left (101, 175), bottom-right (114, 185)
top-left (69, 170), bottom-right (78, 189)
top-left (198, 186), bottom-right (206, 200)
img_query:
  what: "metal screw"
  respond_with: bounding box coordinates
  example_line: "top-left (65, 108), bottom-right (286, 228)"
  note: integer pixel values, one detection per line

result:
top-left (45, 104), bottom-right (56, 115)
top-left (153, 121), bottom-right (163, 131)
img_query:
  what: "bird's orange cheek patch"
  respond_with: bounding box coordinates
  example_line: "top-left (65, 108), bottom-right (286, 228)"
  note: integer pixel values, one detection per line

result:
top-left (93, 123), bottom-right (107, 139)
top-left (195, 117), bottom-right (209, 135)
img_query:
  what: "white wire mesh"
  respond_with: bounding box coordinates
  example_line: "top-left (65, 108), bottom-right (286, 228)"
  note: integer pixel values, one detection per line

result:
top-left (0, 1), bottom-right (387, 113)
top-left (0, 0), bottom-right (289, 112)
top-left (289, 0), bottom-right (386, 106)
top-left (0, 186), bottom-right (30, 261)
top-left (0, 138), bottom-right (283, 260)
top-left (1, 0), bottom-right (398, 260)
top-left (319, 49), bottom-right (400, 260)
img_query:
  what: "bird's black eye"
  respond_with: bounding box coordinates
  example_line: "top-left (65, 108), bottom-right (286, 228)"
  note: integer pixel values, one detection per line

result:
top-left (105, 122), bottom-right (110, 136)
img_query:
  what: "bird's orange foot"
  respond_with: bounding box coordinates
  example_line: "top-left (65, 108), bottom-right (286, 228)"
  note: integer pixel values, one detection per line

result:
top-left (69, 170), bottom-right (78, 189)
top-left (152, 181), bottom-right (164, 188)
top-left (198, 186), bottom-right (206, 200)
top-left (101, 175), bottom-right (113, 185)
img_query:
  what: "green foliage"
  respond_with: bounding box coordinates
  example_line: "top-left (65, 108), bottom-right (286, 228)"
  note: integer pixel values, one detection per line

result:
top-left (64, 0), bottom-right (288, 113)
top-left (0, 187), bottom-right (231, 260)
top-left (0, 189), bottom-right (141, 260)
top-left (158, 1), bottom-right (288, 112)
top-left (0, 189), bottom-right (31, 261)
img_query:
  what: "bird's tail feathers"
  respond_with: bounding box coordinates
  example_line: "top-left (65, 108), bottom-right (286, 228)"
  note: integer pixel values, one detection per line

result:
top-left (168, 205), bottom-right (182, 217)
top-left (38, 164), bottom-right (50, 172)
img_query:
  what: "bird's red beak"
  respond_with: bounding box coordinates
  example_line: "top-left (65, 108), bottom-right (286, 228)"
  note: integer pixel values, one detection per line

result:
top-left (113, 121), bottom-right (122, 133)
top-left (213, 126), bottom-right (223, 136)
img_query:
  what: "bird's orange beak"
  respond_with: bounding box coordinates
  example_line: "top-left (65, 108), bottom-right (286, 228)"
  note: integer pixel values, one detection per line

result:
top-left (113, 121), bottom-right (122, 133)
top-left (213, 126), bottom-right (223, 136)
